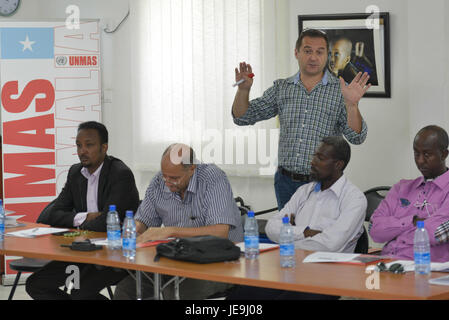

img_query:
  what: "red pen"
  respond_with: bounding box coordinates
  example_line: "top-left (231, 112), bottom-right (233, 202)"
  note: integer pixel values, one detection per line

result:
top-left (233, 73), bottom-right (254, 87)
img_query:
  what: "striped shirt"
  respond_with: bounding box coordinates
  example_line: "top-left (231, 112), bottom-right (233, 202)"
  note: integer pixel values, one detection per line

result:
top-left (435, 220), bottom-right (449, 244)
top-left (233, 70), bottom-right (367, 175)
top-left (135, 164), bottom-right (244, 242)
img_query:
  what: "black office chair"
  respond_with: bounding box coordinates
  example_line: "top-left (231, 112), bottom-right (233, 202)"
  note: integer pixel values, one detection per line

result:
top-left (362, 186), bottom-right (391, 254)
top-left (354, 226), bottom-right (369, 254)
top-left (8, 200), bottom-right (114, 300)
top-left (8, 200), bottom-right (55, 300)
top-left (8, 258), bottom-right (50, 300)
top-left (364, 186), bottom-right (391, 222)
top-left (234, 196), bottom-right (278, 238)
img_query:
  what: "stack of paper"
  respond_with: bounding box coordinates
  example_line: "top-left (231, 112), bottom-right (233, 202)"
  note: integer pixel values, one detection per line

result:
top-left (5, 215), bottom-right (26, 227)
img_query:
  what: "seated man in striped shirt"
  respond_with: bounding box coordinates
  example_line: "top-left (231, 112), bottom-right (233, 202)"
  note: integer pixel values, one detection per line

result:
top-left (370, 125), bottom-right (449, 261)
top-left (113, 143), bottom-right (243, 300)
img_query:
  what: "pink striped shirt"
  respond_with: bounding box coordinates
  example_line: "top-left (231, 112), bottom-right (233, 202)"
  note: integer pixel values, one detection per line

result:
top-left (73, 163), bottom-right (104, 227)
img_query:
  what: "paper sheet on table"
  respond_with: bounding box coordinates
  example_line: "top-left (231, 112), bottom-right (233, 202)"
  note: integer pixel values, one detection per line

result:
top-left (90, 238), bottom-right (109, 246)
top-left (236, 242), bottom-right (279, 253)
top-left (429, 275), bottom-right (449, 286)
top-left (5, 215), bottom-right (26, 227)
top-left (6, 227), bottom-right (69, 238)
top-left (303, 251), bottom-right (360, 263)
top-left (429, 261), bottom-right (449, 272)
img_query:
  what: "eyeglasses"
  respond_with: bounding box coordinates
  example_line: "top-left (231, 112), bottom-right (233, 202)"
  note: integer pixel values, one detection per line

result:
top-left (375, 262), bottom-right (404, 274)
top-left (162, 172), bottom-right (188, 186)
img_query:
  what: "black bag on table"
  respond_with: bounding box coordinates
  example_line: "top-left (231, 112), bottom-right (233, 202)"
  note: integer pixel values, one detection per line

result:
top-left (155, 235), bottom-right (241, 264)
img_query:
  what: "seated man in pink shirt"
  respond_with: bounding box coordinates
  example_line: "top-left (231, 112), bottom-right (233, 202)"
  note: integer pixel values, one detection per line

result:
top-left (369, 125), bottom-right (449, 261)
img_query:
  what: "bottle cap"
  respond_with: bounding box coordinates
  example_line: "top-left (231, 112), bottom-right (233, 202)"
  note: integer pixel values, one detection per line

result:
top-left (247, 211), bottom-right (255, 218)
top-left (109, 205), bottom-right (116, 211)
top-left (417, 220), bottom-right (425, 228)
top-left (126, 210), bottom-right (134, 218)
top-left (282, 216), bottom-right (289, 224)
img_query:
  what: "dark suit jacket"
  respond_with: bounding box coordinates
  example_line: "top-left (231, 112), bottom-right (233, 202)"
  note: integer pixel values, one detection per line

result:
top-left (46, 155), bottom-right (140, 232)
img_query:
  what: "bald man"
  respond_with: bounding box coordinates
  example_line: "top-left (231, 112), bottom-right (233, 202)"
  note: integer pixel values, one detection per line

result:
top-left (113, 144), bottom-right (243, 300)
top-left (370, 125), bottom-right (449, 262)
top-left (329, 38), bottom-right (353, 77)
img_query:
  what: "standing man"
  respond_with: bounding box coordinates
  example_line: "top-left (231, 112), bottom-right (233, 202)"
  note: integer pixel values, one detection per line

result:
top-left (26, 121), bottom-right (140, 300)
top-left (370, 125), bottom-right (449, 261)
top-left (232, 29), bottom-right (370, 210)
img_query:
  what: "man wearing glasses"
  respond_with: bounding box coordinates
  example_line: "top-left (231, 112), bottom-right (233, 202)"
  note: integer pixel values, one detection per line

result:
top-left (113, 143), bottom-right (243, 299)
top-left (232, 29), bottom-right (371, 211)
top-left (370, 125), bottom-right (449, 262)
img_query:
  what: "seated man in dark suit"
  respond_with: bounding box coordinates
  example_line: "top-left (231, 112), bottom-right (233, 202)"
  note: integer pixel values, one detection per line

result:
top-left (26, 121), bottom-right (140, 300)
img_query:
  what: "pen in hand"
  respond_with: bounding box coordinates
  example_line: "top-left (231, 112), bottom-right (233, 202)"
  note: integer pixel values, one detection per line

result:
top-left (233, 73), bottom-right (255, 87)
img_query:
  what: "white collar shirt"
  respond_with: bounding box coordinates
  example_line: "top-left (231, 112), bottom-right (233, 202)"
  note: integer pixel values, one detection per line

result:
top-left (266, 175), bottom-right (367, 253)
top-left (73, 163), bottom-right (103, 227)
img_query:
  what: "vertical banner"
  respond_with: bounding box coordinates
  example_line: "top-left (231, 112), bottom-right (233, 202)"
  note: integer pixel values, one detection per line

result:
top-left (0, 21), bottom-right (101, 284)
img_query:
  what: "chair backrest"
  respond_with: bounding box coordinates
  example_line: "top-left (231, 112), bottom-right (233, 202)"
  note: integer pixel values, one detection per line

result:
top-left (364, 186), bottom-right (391, 222)
top-left (235, 196), bottom-right (278, 238)
top-left (234, 197), bottom-right (251, 216)
top-left (36, 199), bottom-right (56, 224)
top-left (354, 226), bottom-right (368, 254)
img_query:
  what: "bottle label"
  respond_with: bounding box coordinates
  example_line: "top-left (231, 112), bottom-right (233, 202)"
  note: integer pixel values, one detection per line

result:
top-left (244, 235), bottom-right (259, 249)
top-left (414, 252), bottom-right (431, 265)
top-left (0, 223), bottom-right (4, 234)
top-left (280, 243), bottom-right (295, 256)
top-left (107, 230), bottom-right (121, 241)
top-left (122, 238), bottom-right (136, 250)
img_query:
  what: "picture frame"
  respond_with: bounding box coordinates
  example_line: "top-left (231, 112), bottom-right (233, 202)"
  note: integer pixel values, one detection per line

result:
top-left (298, 13), bottom-right (390, 98)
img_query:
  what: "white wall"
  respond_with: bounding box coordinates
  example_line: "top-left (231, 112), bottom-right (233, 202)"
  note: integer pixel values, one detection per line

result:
top-left (6, 0), bottom-right (449, 212)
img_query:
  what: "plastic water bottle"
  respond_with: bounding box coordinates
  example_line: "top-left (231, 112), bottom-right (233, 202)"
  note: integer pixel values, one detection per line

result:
top-left (122, 210), bottom-right (137, 259)
top-left (107, 205), bottom-right (121, 250)
top-left (244, 211), bottom-right (259, 259)
top-left (414, 220), bottom-right (431, 276)
top-left (280, 216), bottom-right (296, 268)
top-left (0, 200), bottom-right (5, 243)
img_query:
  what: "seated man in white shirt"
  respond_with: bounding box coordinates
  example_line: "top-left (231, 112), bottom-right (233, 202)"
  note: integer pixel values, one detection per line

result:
top-left (227, 136), bottom-right (367, 300)
top-left (265, 136), bottom-right (367, 253)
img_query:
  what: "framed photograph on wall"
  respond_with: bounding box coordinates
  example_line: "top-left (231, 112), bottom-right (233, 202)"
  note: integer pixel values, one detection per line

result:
top-left (298, 13), bottom-right (390, 98)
